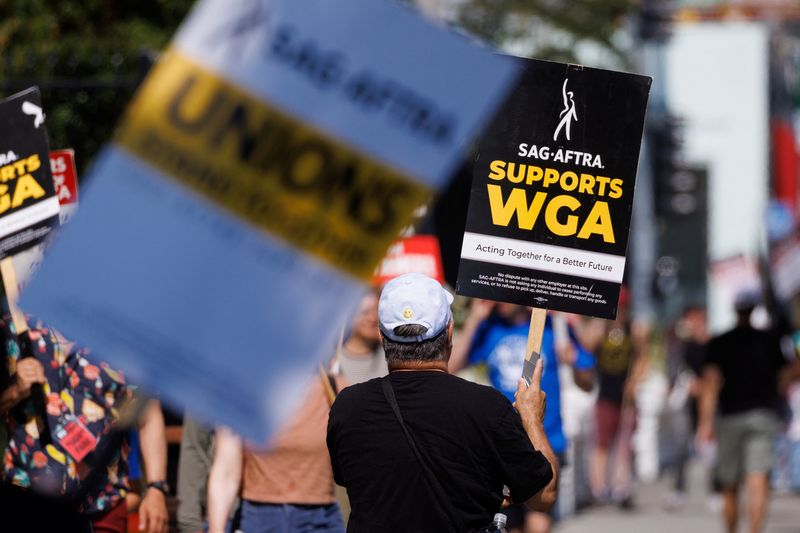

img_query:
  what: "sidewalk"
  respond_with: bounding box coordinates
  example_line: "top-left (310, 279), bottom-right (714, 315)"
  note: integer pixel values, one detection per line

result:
top-left (556, 461), bottom-right (800, 533)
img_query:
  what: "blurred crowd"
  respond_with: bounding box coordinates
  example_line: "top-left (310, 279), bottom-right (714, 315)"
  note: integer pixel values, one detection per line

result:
top-left (172, 283), bottom-right (800, 533)
top-left (3, 279), bottom-right (800, 533)
top-left (442, 287), bottom-right (800, 533)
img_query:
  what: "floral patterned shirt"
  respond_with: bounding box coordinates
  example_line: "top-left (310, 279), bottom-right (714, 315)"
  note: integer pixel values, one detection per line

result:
top-left (2, 316), bottom-right (130, 515)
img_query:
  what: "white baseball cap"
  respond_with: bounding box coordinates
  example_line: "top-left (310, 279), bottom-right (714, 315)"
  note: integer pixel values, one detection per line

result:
top-left (379, 273), bottom-right (454, 343)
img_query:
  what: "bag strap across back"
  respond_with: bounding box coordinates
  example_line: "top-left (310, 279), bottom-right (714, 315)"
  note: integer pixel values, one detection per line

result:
top-left (381, 376), bottom-right (464, 532)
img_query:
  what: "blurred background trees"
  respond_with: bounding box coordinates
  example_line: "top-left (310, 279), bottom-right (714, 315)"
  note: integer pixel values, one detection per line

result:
top-left (0, 0), bottom-right (636, 174)
top-left (0, 0), bottom-right (194, 174)
top-left (454, 0), bottom-right (633, 63)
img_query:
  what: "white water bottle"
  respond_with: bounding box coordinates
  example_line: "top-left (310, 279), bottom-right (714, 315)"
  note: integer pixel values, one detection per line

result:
top-left (480, 513), bottom-right (507, 533)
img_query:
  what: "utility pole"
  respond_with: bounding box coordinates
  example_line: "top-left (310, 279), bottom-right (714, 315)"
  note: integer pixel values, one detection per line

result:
top-left (630, 0), bottom-right (677, 324)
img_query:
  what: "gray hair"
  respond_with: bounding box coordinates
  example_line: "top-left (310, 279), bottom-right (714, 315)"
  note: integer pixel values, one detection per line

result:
top-left (382, 323), bottom-right (451, 365)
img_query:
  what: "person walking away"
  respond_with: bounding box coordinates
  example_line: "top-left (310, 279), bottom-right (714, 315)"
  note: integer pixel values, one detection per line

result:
top-left (206, 291), bottom-right (386, 533)
top-left (449, 301), bottom-right (594, 532)
top-left (327, 273), bottom-right (558, 532)
top-left (697, 290), bottom-right (794, 533)
top-left (208, 376), bottom-right (347, 533)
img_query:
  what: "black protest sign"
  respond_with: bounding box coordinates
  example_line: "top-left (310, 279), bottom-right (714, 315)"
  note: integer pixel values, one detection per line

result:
top-left (456, 59), bottom-right (651, 319)
top-left (0, 88), bottom-right (59, 258)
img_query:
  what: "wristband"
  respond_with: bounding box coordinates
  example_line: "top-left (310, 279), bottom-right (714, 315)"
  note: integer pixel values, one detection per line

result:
top-left (147, 480), bottom-right (170, 495)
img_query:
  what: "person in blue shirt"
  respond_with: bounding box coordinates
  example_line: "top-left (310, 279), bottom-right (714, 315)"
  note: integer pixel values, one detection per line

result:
top-left (450, 300), bottom-right (595, 533)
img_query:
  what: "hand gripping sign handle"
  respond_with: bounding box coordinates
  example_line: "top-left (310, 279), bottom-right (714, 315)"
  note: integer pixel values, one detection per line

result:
top-left (522, 307), bottom-right (547, 387)
top-left (0, 257), bottom-right (52, 446)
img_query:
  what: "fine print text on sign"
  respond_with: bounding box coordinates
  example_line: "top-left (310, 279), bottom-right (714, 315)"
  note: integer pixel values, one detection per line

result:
top-left (23, 0), bottom-right (519, 442)
top-left (0, 88), bottom-right (59, 259)
top-left (457, 58), bottom-right (651, 319)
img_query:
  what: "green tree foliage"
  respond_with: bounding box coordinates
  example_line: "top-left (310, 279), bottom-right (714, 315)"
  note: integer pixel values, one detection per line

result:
top-left (0, 0), bottom-right (632, 173)
top-left (455, 0), bottom-right (634, 63)
top-left (0, 0), bottom-right (195, 174)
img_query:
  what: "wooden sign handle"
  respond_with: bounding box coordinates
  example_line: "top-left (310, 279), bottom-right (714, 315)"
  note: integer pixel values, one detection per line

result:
top-left (523, 307), bottom-right (547, 386)
top-left (0, 257), bottom-right (28, 335)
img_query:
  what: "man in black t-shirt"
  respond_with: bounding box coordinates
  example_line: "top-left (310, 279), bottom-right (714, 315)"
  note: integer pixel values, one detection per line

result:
top-left (327, 273), bottom-right (558, 533)
top-left (698, 291), bottom-right (790, 533)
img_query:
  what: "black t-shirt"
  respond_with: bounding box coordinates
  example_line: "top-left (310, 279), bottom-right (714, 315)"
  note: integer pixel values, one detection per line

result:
top-left (683, 341), bottom-right (706, 377)
top-left (705, 326), bottom-right (787, 415)
top-left (596, 328), bottom-right (634, 405)
top-left (327, 371), bottom-right (553, 533)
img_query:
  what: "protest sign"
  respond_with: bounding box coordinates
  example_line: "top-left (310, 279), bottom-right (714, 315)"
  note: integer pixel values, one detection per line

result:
top-left (374, 235), bottom-right (445, 286)
top-left (11, 150), bottom-right (79, 291)
top-left (0, 88), bottom-right (59, 259)
top-left (22, 0), bottom-right (519, 441)
top-left (50, 149), bottom-right (79, 224)
top-left (456, 59), bottom-right (651, 320)
top-left (709, 254), bottom-right (761, 299)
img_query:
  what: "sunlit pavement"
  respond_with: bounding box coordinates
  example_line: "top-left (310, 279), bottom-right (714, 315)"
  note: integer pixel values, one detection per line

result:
top-left (556, 462), bottom-right (800, 533)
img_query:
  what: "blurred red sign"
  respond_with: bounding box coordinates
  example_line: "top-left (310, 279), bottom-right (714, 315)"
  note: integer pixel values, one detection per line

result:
top-left (374, 235), bottom-right (444, 286)
top-left (709, 254), bottom-right (761, 298)
top-left (49, 149), bottom-right (78, 206)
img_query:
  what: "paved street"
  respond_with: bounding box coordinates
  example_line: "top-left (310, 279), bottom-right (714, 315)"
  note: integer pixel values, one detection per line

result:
top-left (557, 462), bottom-right (800, 533)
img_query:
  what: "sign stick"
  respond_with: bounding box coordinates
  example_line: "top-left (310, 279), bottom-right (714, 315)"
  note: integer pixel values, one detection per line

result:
top-left (0, 256), bottom-right (51, 445)
top-left (0, 257), bottom-right (28, 335)
top-left (522, 307), bottom-right (547, 387)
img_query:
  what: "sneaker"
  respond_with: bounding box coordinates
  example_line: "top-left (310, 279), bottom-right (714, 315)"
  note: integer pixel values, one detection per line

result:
top-left (617, 496), bottom-right (635, 511)
top-left (611, 488), bottom-right (635, 511)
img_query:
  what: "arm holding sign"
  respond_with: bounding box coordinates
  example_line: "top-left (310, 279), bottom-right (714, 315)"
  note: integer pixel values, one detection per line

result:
top-left (514, 359), bottom-right (559, 512)
top-left (552, 313), bottom-right (596, 392)
top-left (567, 350), bottom-right (596, 393)
top-left (563, 324), bottom-right (596, 393)
top-left (0, 357), bottom-right (46, 415)
top-left (576, 317), bottom-right (607, 352)
top-left (138, 399), bottom-right (169, 533)
top-left (448, 299), bottom-right (494, 373)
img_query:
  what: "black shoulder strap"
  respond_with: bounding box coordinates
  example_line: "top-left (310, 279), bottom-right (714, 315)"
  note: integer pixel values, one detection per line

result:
top-left (381, 376), bottom-right (463, 532)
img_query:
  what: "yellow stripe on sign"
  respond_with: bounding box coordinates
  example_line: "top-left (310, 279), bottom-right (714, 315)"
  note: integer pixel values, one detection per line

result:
top-left (116, 50), bottom-right (431, 280)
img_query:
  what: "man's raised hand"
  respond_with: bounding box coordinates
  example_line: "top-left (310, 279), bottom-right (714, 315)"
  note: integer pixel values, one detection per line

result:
top-left (514, 358), bottom-right (546, 428)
